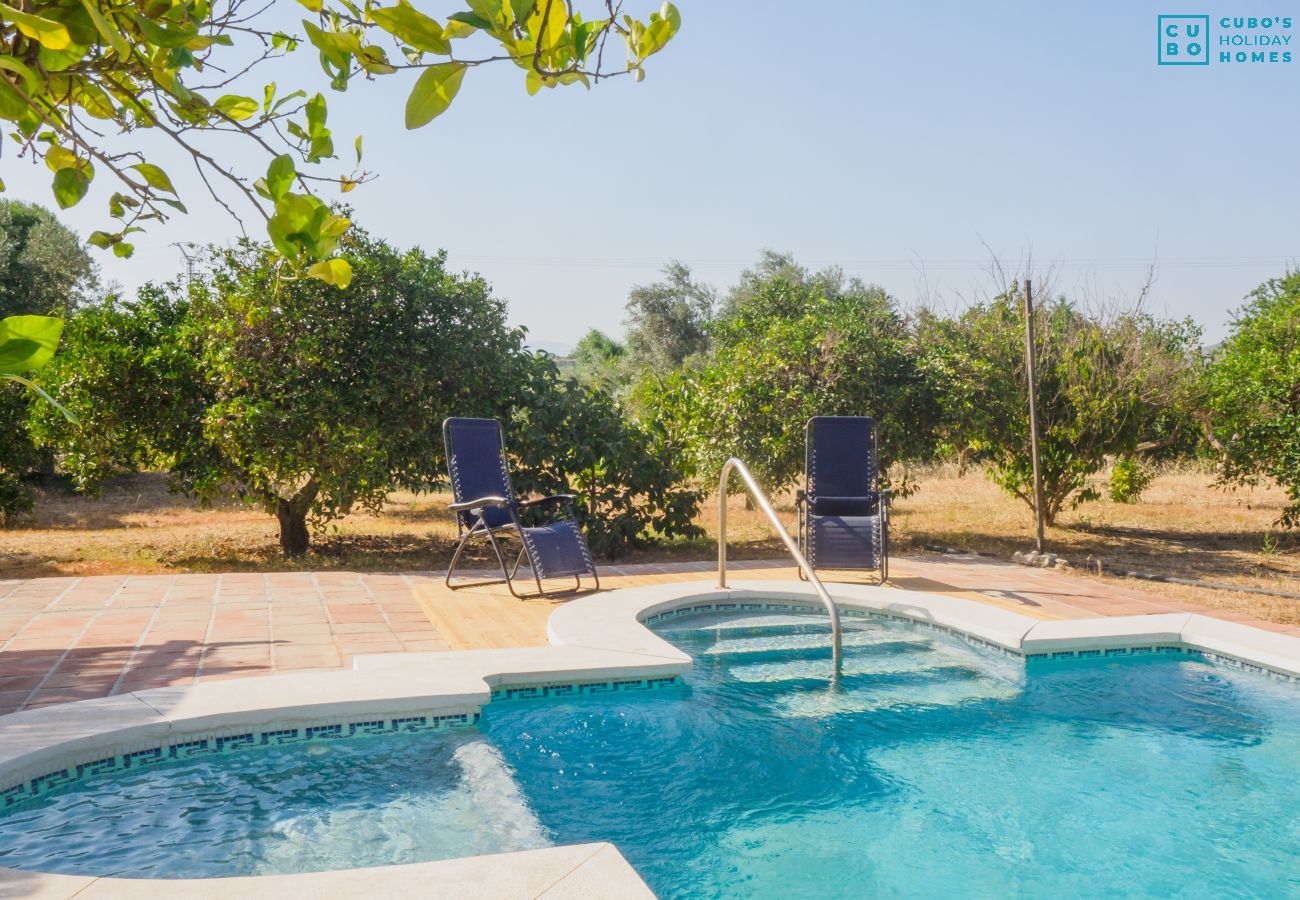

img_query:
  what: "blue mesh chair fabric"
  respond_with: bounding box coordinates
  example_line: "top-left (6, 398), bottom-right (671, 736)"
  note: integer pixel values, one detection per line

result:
top-left (442, 417), bottom-right (598, 598)
top-left (800, 416), bottom-right (888, 580)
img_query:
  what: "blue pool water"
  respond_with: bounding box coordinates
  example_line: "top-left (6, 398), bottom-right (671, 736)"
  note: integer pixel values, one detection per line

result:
top-left (2, 611), bottom-right (1299, 897)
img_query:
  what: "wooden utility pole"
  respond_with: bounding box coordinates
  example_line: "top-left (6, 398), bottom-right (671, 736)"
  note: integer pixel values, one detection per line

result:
top-left (1023, 279), bottom-right (1046, 552)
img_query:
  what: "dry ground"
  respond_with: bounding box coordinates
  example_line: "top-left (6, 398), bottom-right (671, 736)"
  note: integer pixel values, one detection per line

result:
top-left (1, 465), bottom-right (1296, 623)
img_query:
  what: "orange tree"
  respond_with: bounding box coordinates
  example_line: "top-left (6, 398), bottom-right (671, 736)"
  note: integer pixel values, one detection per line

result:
top-left (33, 227), bottom-right (701, 555)
top-left (1206, 271), bottom-right (1300, 527)
top-left (643, 270), bottom-right (937, 496)
top-left (0, 0), bottom-right (681, 281)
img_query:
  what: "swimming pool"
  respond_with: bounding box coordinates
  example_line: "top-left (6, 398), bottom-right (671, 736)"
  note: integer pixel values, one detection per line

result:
top-left (2, 606), bottom-right (1299, 896)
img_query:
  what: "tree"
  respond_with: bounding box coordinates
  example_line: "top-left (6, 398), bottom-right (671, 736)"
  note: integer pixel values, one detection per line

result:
top-left (0, 200), bottom-right (98, 314)
top-left (37, 228), bottom-right (528, 552)
top-left (624, 261), bottom-right (715, 374)
top-left (918, 284), bottom-right (1203, 525)
top-left (36, 226), bottom-right (703, 555)
top-left (0, 200), bottom-right (91, 521)
top-left (571, 328), bottom-right (626, 393)
top-left (644, 265), bottom-right (937, 496)
top-left (26, 284), bottom-right (207, 494)
top-left (1206, 271), bottom-right (1300, 527)
top-left (0, 1), bottom-right (681, 278)
top-left (721, 249), bottom-right (869, 318)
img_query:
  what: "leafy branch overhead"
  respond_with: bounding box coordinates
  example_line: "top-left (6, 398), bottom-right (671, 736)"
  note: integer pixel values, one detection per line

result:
top-left (0, 0), bottom-right (681, 283)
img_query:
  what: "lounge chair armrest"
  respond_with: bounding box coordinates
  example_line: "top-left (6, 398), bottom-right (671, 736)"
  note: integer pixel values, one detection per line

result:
top-left (517, 494), bottom-right (577, 509)
top-left (448, 495), bottom-right (511, 513)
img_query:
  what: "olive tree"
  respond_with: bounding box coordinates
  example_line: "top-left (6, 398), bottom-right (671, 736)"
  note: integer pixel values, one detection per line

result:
top-left (1206, 271), bottom-right (1300, 527)
top-left (623, 261), bottom-right (715, 375)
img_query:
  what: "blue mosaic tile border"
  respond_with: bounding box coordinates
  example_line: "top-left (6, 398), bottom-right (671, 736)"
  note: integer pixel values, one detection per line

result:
top-left (0, 711), bottom-right (479, 811)
top-left (490, 676), bottom-right (682, 702)
top-left (642, 600), bottom-right (1024, 659)
top-left (640, 599), bottom-right (1300, 682)
top-left (1025, 644), bottom-right (1300, 683)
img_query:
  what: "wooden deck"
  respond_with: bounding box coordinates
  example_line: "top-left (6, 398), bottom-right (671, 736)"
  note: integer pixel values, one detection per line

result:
top-left (412, 558), bottom-right (1083, 651)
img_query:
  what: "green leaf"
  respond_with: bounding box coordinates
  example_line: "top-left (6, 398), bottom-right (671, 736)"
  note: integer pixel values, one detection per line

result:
top-left (509, 0), bottom-right (535, 25)
top-left (0, 3), bottom-right (71, 50)
top-left (446, 11), bottom-right (492, 32)
top-left (266, 154), bottom-right (295, 200)
top-left (0, 315), bottom-right (63, 375)
top-left (87, 230), bottom-right (115, 249)
top-left (131, 163), bottom-right (177, 194)
top-left (214, 94), bottom-right (260, 120)
top-left (112, 241), bottom-right (134, 258)
top-left (1, 373), bottom-right (78, 424)
top-left (44, 145), bottom-right (79, 172)
top-left (466, 0), bottom-right (504, 28)
top-left (404, 63), bottom-right (466, 129)
top-left (0, 79), bottom-right (26, 119)
top-left (75, 80), bottom-right (116, 119)
top-left (370, 0), bottom-right (449, 54)
top-left (442, 18), bottom-right (478, 38)
top-left (660, 1), bottom-right (681, 33)
top-left (301, 19), bottom-right (361, 69)
top-left (52, 166), bottom-right (90, 208)
top-left (127, 10), bottom-right (195, 48)
top-left (77, 0), bottom-right (129, 57)
top-left (306, 258), bottom-right (353, 288)
top-left (38, 43), bottom-right (85, 71)
top-left (0, 57), bottom-right (40, 93)
top-left (354, 134), bottom-right (363, 163)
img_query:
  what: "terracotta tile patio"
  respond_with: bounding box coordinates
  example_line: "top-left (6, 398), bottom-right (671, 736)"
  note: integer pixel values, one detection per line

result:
top-left (1, 556), bottom-right (1295, 715)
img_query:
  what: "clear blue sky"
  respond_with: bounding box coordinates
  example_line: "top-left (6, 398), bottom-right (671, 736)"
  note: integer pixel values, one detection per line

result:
top-left (6, 0), bottom-right (1298, 346)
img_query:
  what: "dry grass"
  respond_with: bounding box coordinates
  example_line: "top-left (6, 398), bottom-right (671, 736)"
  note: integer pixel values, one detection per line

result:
top-left (1, 466), bottom-right (1296, 622)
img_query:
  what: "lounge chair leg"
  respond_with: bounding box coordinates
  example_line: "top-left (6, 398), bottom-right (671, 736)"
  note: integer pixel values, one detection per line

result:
top-left (509, 546), bottom-right (527, 580)
top-left (446, 525), bottom-right (522, 593)
top-left (444, 528), bottom-right (477, 590)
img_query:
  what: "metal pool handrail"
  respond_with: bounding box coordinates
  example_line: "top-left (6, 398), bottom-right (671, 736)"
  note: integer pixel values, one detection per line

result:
top-left (717, 457), bottom-right (843, 674)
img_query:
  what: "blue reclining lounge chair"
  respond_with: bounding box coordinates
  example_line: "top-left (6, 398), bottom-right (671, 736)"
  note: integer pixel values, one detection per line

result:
top-left (442, 417), bottom-right (600, 599)
top-left (796, 416), bottom-right (889, 584)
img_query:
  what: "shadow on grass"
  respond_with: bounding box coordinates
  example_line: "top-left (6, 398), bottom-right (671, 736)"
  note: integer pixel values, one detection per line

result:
top-left (896, 522), bottom-right (1297, 585)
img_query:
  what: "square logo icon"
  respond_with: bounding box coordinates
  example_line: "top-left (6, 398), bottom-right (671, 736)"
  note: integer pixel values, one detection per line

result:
top-left (1158, 15), bottom-right (1211, 64)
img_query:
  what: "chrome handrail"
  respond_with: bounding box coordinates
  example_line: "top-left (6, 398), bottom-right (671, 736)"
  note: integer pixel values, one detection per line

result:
top-left (717, 457), bottom-right (842, 673)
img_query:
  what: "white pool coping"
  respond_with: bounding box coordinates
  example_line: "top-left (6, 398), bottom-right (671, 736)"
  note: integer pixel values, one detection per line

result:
top-left (2, 578), bottom-right (1299, 898)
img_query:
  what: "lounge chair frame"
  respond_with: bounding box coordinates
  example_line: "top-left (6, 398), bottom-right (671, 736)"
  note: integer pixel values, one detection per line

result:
top-left (442, 418), bottom-right (600, 600)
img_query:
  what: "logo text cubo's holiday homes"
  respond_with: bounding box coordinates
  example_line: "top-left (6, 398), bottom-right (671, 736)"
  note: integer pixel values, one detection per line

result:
top-left (1158, 14), bottom-right (1293, 65)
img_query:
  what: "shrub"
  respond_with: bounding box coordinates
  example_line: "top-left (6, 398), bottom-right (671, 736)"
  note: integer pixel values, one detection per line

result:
top-left (511, 360), bottom-right (702, 558)
top-left (1108, 456), bottom-right (1155, 504)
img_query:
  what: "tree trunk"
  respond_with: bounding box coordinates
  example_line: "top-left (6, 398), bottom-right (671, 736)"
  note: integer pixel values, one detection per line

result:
top-left (275, 479), bottom-right (319, 556)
